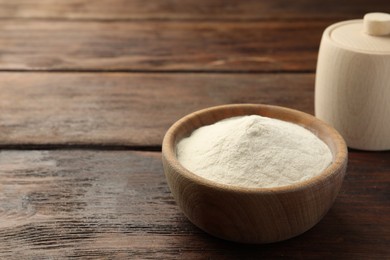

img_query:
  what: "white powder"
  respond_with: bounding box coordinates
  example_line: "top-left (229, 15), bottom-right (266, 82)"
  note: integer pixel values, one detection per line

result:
top-left (177, 115), bottom-right (332, 188)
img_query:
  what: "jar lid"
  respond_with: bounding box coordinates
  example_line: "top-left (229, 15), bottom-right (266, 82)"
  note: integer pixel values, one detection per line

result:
top-left (328, 13), bottom-right (390, 54)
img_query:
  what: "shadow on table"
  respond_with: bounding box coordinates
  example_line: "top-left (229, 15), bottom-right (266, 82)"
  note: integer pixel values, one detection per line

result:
top-left (177, 207), bottom-right (374, 258)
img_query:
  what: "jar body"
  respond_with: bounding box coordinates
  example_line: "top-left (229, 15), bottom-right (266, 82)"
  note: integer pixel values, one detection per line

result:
top-left (315, 28), bottom-right (390, 150)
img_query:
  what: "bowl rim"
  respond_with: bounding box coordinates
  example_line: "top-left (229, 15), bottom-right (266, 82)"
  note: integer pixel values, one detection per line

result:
top-left (162, 104), bottom-right (348, 194)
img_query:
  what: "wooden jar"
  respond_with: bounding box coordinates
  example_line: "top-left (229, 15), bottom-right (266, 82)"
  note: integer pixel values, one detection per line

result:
top-left (315, 13), bottom-right (390, 150)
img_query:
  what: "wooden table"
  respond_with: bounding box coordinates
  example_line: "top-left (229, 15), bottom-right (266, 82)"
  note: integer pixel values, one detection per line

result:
top-left (0, 1), bottom-right (389, 258)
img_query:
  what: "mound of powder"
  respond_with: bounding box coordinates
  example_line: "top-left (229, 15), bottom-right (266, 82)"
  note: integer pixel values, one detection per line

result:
top-left (177, 115), bottom-right (332, 188)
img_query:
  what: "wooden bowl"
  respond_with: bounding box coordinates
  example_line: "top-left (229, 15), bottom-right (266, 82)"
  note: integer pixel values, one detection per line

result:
top-left (162, 104), bottom-right (348, 244)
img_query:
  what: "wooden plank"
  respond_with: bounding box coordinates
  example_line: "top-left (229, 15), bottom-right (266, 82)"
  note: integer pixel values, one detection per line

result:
top-left (0, 0), bottom-right (388, 20)
top-left (0, 72), bottom-right (315, 146)
top-left (0, 20), bottom-right (327, 72)
top-left (0, 150), bottom-right (388, 258)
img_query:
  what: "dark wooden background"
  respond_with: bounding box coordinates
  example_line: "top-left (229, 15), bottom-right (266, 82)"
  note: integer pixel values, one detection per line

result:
top-left (0, 1), bottom-right (389, 259)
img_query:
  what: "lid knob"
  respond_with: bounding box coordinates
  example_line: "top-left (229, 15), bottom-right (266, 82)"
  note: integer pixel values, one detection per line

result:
top-left (363, 12), bottom-right (390, 36)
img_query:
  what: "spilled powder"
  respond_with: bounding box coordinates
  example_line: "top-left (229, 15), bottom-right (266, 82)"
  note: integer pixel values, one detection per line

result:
top-left (177, 115), bottom-right (332, 188)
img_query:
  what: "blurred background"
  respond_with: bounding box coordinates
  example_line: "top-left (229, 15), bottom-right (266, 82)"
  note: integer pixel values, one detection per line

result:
top-left (0, 1), bottom-right (388, 258)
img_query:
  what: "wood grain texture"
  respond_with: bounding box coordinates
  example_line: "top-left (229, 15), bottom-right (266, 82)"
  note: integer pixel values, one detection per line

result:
top-left (315, 21), bottom-right (390, 150)
top-left (0, 20), bottom-right (327, 72)
top-left (0, 150), bottom-right (388, 258)
top-left (0, 0), bottom-right (388, 20)
top-left (0, 0), bottom-right (388, 257)
top-left (0, 72), bottom-right (315, 146)
top-left (162, 104), bottom-right (348, 243)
